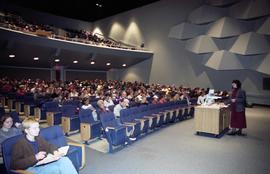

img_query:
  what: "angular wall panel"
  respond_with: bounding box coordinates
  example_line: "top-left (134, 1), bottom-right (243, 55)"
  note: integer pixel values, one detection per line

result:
top-left (185, 35), bottom-right (219, 54)
top-left (230, 32), bottom-right (270, 55)
top-left (188, 5), bottom-right (227, 24)
top-left (204, 50), bottom-right (244, 70)
top-left (237, 54), bottom-right (265, 69)
top-left (206, 0), bottom-right (239, 7)
top-left (207, 17), bottom-right (248, 38)
top-left (230, 0), bottom-right (270, 19)
top-left (168, 22), bottom-right (206, 40)
top-left (257, 17), bottom-right (270, 35)
top-left (256, 53), bottom-right (270, 75)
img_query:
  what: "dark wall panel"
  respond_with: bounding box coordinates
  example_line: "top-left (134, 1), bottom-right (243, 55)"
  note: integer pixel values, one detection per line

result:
top-left (66, 71), bottom-right (106, 81)
top-left (0, 67), bottom-right (50, 80)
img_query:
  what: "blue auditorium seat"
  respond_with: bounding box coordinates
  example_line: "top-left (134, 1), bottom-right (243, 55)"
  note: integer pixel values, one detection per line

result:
top-left (79, 109), bottom-right (102, 144)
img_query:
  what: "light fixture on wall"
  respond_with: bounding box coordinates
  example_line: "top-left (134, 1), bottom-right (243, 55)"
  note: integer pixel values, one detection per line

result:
top-left (90, 60), bottom-right (95, 64)
top-left (106, 62), bottom-right (111, 66)
top-left (54, 59), bottom-right (60, 62)
top-left (9, 54), bottom-right (15, 58)
top-left (122, 64), bottom-right (126, 67)
top-left (33, 57), bottom-right (39, 61)
top-left (73, 60), bottom-right (78, 64)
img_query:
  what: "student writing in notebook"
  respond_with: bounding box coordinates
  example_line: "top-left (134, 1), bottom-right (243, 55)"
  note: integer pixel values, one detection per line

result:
top-left (10, 117), bottom-right (78, 174)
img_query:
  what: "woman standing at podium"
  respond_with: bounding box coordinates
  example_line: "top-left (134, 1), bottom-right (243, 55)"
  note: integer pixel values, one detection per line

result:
top-left (227, 80), bottom-right (247, 136)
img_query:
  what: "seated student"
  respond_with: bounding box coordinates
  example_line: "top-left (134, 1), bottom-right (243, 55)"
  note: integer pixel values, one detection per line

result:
top-left (81, 98), bottom-right (98, 121)
top-left (104, 93), bottom-right (115, 108)
top-left (113, 99), bottom-right (136, 141)
top-left (197, 91), bottom-right (206, 105)
top-left (10, 117), bottom-right (78, 174)
top-left (113, 98), bottom-right (129, 122)
top-left (0, 115), bottom-right (22, 156)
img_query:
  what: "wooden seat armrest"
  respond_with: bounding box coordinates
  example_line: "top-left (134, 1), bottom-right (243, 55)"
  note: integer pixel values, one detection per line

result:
top-left (11, 170), bottom-right (33, 174)
top-left (144, 116), bottom-right (154, 118)
top-left (124, 122), bottom-right (136, 125)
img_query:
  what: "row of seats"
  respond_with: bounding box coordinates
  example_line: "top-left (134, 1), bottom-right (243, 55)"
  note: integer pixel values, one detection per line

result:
top-left (98, 100), bottom-right (196, 152)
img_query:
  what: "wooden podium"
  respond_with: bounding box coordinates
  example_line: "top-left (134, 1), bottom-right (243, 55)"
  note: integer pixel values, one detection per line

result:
top-left (195, 104), bottom-right (230, 136)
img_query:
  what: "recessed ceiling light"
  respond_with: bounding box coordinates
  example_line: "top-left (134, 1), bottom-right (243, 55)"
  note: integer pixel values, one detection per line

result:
top-left (9, 54), bottom-right (15, 58)
top-left (54, 59), bottom-right (60, 62)
top-left (96, 3), bottom-right (102, 7)
top-left (106, 62), bottom-right (111, 66)
top-left (73, 60), bottom-right (78, 64)
top-left (122, 64), bottom-right (126, 67)
top-left (33, 57), bottom-right (39, 60)
top-left (90, 61), bottom-right (95, 65)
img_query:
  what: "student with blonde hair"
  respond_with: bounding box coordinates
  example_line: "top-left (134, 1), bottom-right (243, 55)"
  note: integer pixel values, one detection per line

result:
top-left (10, 117), bottom-right (78, 174)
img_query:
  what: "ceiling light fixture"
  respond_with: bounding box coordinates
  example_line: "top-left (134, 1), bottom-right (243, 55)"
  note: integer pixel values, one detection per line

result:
top-left (106, 62), bottom-right (111, 66)
top-left (33, 57), bottom-right (39, 60)
top-left (9, 54), bottom-right (15, 58)
top-left (54, 59), bottom-right (60, 62)
top-left (122, 64), bottom-right (126, 67)
top-left (96, 3), bottom-right (103, 7)
top-left (73, 60), bottom-right (78, 64)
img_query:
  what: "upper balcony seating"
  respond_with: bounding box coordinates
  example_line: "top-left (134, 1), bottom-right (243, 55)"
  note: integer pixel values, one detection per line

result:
top-left (79, 109), bottom-right (102, 144)
top-left (1, 125), bottom-right (85, 174)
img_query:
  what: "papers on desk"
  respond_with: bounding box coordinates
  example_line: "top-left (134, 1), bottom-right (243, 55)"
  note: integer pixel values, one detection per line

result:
top-left (35, 146), bottom-right (69, 166)
top-left (198, 103), bottom-right (228, 109)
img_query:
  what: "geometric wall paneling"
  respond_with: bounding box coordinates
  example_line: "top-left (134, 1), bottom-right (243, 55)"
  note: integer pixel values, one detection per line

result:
top-left (207, 17), bottom-right (249, 38)
top-left (205, 0), bottom-right (240, 7)
top-left (190, 53), bottom-right (213, 65)
top-left (242, 77), bottom-right (261, 93)
top-left (229, 0), bottom-right (270, 20)
top-left (257, 17), bottom-right (270, 35)
top-left (212, 37), bottom-right (238, 50)
top-left (204, 50), bottom-right (244, 70)
top-left (237, 54), bottom-right (266, 69)
top-left (185, 35), bottom-right (219, 54)
top-left (256, 53), bottom-right (270, 75)
top-left (230, 32), bottom-right (270, 55)
top-left (168, 22), bottom-right (207, 40)
top-left (188, 5), bottom-right (227, 24)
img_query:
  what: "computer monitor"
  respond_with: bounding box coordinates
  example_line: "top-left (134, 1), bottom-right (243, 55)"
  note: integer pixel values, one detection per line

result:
top-left (208, 89), bottom-right (214, 95)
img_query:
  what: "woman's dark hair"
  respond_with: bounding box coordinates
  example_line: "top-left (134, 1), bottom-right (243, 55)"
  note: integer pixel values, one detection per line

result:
top-left (232, 80), bottom-right (241, 89)
top-left (0, 115), bottom-right (13, 128)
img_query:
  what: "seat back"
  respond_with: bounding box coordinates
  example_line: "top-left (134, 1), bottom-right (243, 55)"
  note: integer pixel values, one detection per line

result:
top-left (0, 106), bottom-right (5, 118)
top-left (2, 134), bottom-right (22, 171)
top-left (99, 111), bottom-right (117, 128)
top-left (44, 101), bottom-right (60, 112)
top-left (10, 111), bottom-right (20, 123)
top-left (78, 109), bottom-right (95, 123)
top-left (62, 104), bottom-right (77, 117)
top-left (39, 125), bottom-right (68, 148)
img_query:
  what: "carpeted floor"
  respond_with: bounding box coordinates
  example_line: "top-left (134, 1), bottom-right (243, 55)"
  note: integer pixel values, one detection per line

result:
top-left (67, 134), bottom-right (110, 153)
top-left (79, 106), bottom-right (270, 174)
